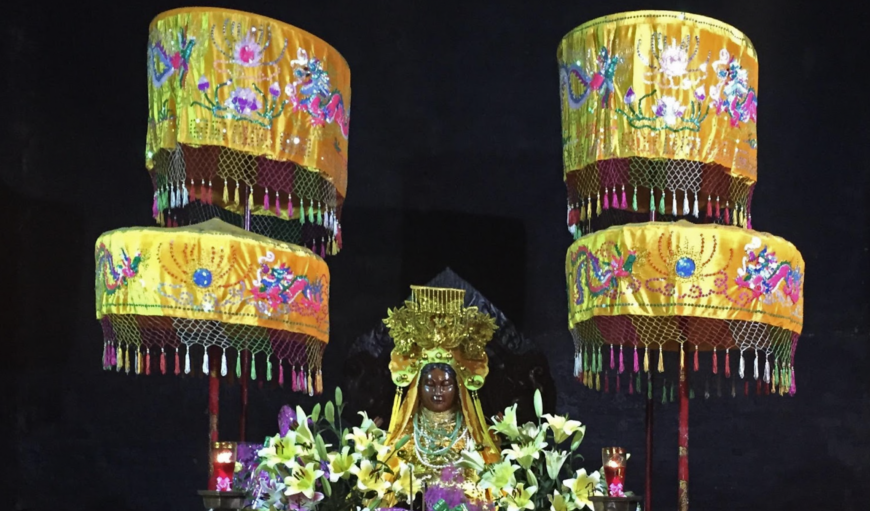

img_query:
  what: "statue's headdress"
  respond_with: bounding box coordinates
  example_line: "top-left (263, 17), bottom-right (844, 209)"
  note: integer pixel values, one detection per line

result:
top-left (382, 286), bottom-right (500, 461)
top-left (384, 286), bottom-right (497, 391)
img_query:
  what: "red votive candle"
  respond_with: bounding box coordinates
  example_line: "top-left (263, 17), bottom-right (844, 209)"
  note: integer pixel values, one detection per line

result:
top-left (602, 447), bottom-right (626, 496)
top-left (210, 442), bottom-right (237, 491)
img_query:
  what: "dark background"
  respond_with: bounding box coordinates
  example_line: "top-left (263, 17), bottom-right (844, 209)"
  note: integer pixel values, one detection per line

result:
top-left (2, 1), bottom-right (868, 510)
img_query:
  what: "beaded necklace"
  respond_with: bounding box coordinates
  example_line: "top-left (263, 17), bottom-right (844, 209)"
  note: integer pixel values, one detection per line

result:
top-left (413, 408), bottom-right (467, 469)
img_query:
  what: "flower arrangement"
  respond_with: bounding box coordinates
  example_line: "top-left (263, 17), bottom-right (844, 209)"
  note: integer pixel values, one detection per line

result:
top-left (246, 389), bottom-right (629, 511)
top-left (248, 388), bottom-right (415, 511)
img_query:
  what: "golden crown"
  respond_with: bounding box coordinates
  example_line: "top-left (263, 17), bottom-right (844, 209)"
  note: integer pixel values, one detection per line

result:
top-left (383, 286), bottom-right (497, 390)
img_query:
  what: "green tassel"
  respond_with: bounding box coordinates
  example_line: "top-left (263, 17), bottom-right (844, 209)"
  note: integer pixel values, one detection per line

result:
top-left (251, 358), bottom-right (257, 380)
top-left (649, 189), bottom-right (655, 213)
top-left (316, 203), bottom-right (323, 225)
top-left (583, 346), bottom-right (589, 372)
top-left (598, 347), bottom-right (603, 372)
top-left (632, 186), bottom-right (638, 211)
top-left (236, 353), bottom-right (241, 378)
top-left (266, 357), bottom-right (273, 381)
top-left (658, 190), bottom-right (666, 215)
top-left (299, 199), bottom-right (306, 224)
top-left (308, 201), bottom-right (314, 223)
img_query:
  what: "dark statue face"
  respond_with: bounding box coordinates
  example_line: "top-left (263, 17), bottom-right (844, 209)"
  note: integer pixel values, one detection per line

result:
top-left (420, 367), bottom-right (457, 413)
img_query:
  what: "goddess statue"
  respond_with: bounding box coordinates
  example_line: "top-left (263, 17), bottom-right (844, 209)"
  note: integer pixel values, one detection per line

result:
top-left (381, 286), bottom-right (501, 505)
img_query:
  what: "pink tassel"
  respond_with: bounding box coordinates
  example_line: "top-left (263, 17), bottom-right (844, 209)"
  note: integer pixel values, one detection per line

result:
top-left (188, 180), bottom-right (196, 203)
top-left (207, 181), bottom-right (213, 205)
top-left (291, 366), bottom-right (298, 392)
top-left (706, 196), bottom-right (712, 218)
top-left (713, 349), bottom-right (718, 374)
top-left (610, 345), bottom-right (615, 369)
top-left (145, 350), bottom-right (151, 375)
top-left (725, 350), bottom-right (731, 378)
top-left (612, 188), bottom-right (619, 210)
top-left (278, 360), bottom-right (284, 387)
top-left (603, 187), bottom-right (610, 209)
top-left (619, 346), bottom-right (625, 374)
top-left (264, 188), bottom-right (270, 211)
top-left (694, 346), bottom-right (699, 371)
top-left (724, 205), bottom-right (730, 225)
top-left (320, 239), bottom-right (326, 258)
top-left (198, 180), bottom-right (205, 202)
top-left (715, 197), bottom-right (721, 219)
top-left (620, 186), bottom-right (627, 209)
top-left (152, 193), bottom-right (159, 219)
top-left (300, 367), bottom-right (307, 393)
top-left (633, 347), bottom-right (639, 372)
top-left (160, 350), bottom-right (166, 374)
top-left (275, 192), bottom-right (281, 217)
top-left (789, 368), bottom-right (796, 396)
top-left (174, 349), bottom-right (180, 375)
top-left (747, 214), bottom-right (752, 230)
top-left (288, 195), bottom-right (294, 219)
top-left (102, 342), bottom-right (109, 368)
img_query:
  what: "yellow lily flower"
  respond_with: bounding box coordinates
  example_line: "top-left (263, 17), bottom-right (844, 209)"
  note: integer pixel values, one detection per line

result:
top-left (351, 459), bottom-right (391, 497)
top-left (345, 427), bottom-right (373, 453)
top-left (390, 460), bottom-right (419, 499)
top-left (327, 446), bottom-right (358, 482)
top-left (284, 462), bottom-right (325, 501)
top-left (503, 435), bottom-right (547, 470)
top-left (544, 450), bottom-right (569, 480)
top-left (479, 460), bottom-right (519, 493)
top-left (542, 414), bottom-right (585, 444)
top-left (549, 489), bottom-right (577, 511)
top-left (563, 468), bottom-right (601, 510)
top-left (499, 483), bottom-right (537, 511)
top-left (490, 404), bottom-right (521, 440)
top-left (258, 432), bottom-right (300, 469)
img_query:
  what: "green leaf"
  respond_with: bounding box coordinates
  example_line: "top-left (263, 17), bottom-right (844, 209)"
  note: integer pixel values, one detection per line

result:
top-left (570, 430), bottom-right (585, 451)
top-left (311, 403), bottom-right (322, 422)
top-left (335, 387), bottom-right (343, 408)
top-left (394, 434), bottom-right (411, 452)
top-left (526, 468), bottom-right (538, 488)
top-left (534, 388), bottom-right (543, 418)
top-left (322, 477), bottom-right (332, 497)
top-left (325, 401), bottom-right (335, 425)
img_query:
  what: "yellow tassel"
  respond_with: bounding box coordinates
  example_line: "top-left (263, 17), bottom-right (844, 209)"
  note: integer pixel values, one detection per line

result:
top-left (135, 349), bottom-right (141, 375)
top-left (680, 344), bottom-right (685, 370)
top-left (586, 197), bottom-right (592, 221)
top-left (579, 200), bottom-right (586, 222)
top-left (658, 346), bottom-right (664, 373)
top-left (117, 344), bottom-right (125, 370)
top-left (596, 191), bottom-right (602, 216)
top-left (316, 370), bottom-right (323, 394)
top-left (248, 187), bottom-right (254, 210)
top-left (234, 181), bottom-right (240, 205)
top-left (595, 372), bottom-right (600, 391)
top-left (222, 179), bottom-right (229, 203)
top-left (644, 347), bottom-right (650, 372)
top-left (125, 347), bottom-right (131, 373)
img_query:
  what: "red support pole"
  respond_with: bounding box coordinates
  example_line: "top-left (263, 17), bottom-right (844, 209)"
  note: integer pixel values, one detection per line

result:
top-left (678, 348), bottom-right (689, 511)
top-left (645, 371), bottom-right (654, 511)
top-left (208, 346), bottom-right (220, 490)
top-left (240, 350), bottom-right (250, 441)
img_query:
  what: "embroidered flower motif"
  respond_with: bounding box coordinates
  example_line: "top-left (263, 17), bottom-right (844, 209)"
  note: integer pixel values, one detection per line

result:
top-left (694, 85), bottom-right (706, 102)
top-left (624, 86), bottom-right (636, 105)
top-left (660, 44), bottom-right (690, 78)
top-left (269, 82), bottom-right (281, 97)
top-left (198, 76), bottom-right (210, 91)
top-left (654, 96), bottom-right (686, 126)
top-left (226, 87), bottom-right (261, 115)
top-left (233, 32), bottom-right (263, 66)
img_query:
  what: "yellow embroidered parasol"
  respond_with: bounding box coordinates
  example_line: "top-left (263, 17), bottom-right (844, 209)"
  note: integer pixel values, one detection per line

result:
top-left (146, 7), bottom-right (350, 255)
top-left (559, 11), bottom-right (758, 238)
top-left (95, 217), bottom-right (329, 395)
top-left (558, 12), bottom-right (805, 511)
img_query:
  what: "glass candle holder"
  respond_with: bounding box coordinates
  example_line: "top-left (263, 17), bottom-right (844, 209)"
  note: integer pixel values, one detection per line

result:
top-left (602, 447), bottom-right (626, 496)
top-left (211, 441), bottom-right (238, 491)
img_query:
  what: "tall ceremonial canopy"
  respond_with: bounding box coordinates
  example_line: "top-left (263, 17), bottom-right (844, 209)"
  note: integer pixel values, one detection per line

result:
top-left (146, 8), bottom-right (350, 256)
top-left (558, 11), bottom-right (805, 511)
